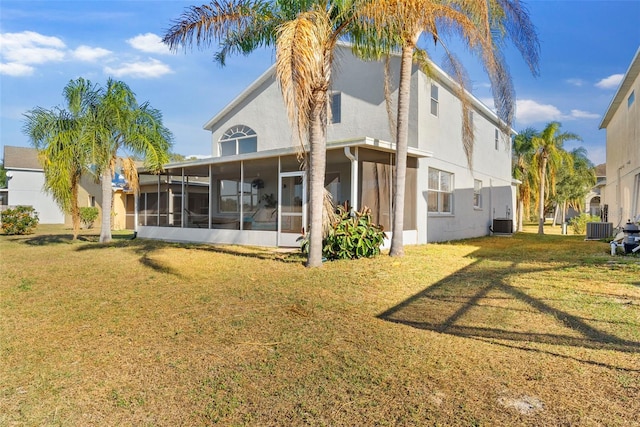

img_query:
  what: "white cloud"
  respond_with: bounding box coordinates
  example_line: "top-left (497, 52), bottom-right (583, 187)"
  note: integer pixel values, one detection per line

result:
top-left (0, 62), bottom-right (35, 76)
top-left (104, 58), bottom-right (173, 78)
top-left (0, 31), bottom-right (66, 65)
top-left (566, 78), bottom-right (585, 87)
top-left (127, 33), bottom-right (170, 55)
top-left (569, 109), bottom-right (600, 120)
top-left (73, 45), bottom-right (112, 62)
top-left (595, 74), bottom-right (623, 89)
top-left (516, 99), bottom-right (602, 124)
top-left (516, 99), bottom-right (563, 124)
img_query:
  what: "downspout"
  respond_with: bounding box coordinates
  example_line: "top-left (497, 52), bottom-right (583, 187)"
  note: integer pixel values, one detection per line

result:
top-left (344, 146), bottom-right (358, 211)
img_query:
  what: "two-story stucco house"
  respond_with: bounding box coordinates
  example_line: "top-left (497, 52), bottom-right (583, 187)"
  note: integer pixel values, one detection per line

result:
top-left (600, 47), bottom-right (640, 228)
top-left (136, 45), bottom-right (516, 247)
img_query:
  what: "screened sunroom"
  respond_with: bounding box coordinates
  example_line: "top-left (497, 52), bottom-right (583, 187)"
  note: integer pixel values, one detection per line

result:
top-left (136, 138), bottom-right (430, 248)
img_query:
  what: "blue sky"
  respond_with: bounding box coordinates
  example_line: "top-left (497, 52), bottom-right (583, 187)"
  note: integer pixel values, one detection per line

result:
top-left (1, 0), bottom-right (639, 165)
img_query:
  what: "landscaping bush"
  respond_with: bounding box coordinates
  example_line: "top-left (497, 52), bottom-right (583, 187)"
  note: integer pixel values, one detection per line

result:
top-left (302, 205), bottom-right (387, 260)
top-left (569, 213), bottom-right (602, 235)
top-left (1, 206), bottom-right (39, 235)
top-left (79, 206), bottom-right (99, 229)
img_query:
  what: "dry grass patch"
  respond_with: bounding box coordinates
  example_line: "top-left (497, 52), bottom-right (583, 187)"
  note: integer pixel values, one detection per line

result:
top-left (1, 225), bottom-right (639, 426)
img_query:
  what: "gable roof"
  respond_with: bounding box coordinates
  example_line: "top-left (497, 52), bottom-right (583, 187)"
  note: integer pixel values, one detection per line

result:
top-left (599, 47), bottom-right (640, 129)
top-left (3, 146), bottom-right (42, 170)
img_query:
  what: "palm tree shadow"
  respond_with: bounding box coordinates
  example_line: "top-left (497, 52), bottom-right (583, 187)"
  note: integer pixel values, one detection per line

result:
top-left (378, 256), bottom-right (640, 369)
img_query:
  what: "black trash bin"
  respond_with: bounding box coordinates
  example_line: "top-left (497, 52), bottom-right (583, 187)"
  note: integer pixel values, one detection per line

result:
top-left (622, 221), bottom-right (640, 254)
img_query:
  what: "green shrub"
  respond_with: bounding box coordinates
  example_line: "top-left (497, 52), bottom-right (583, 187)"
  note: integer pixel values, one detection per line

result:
top-left (1, 206), bottom-right (39, 235)
top-left (302, 205), bottom-right (387, 260)
top-left (569, 213), bottom-right (602, 235)
top-left (79, 206), bottom-right (99, 229)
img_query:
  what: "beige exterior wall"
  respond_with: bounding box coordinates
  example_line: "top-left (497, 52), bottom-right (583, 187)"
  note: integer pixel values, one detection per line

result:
top-left (63, 175), bottom-right (131, 230)
top-left (602, 49), bottom-right (640, 227)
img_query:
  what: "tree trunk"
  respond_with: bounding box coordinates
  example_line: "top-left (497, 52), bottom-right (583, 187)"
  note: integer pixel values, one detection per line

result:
top-left (305, 90), bottom-right (328, 268)
top-left (517, 198), bottom-right (524, 232)
top-left (71, 177), bottom-right (80, 240)
top-left (552, 203), bottom-right (559, 227)
top-left (538, 157), bottom-right (547, 235)
top-left (389, 44), bottom-right (414, 257)
top-left (100, 168), bottom-right (113, 243)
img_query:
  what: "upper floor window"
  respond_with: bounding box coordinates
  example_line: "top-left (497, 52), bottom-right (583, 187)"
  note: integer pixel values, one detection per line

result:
top-left (629, 90), bottom-right (635, 108)
top-left (330, 92), bottom-right (341, 124)
top-left (428, 167), bottom-right (453, 214)
top-left (495, 129), bottom-right (499, 150)
top-left (430, 84), bottom-right (439, 116)
top-left (219, 125), bottom-right (257, 156)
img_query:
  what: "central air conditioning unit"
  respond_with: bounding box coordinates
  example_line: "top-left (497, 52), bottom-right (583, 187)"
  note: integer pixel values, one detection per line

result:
top-left (586, 222), bottom-right (613, 240)
top-left (492, 219), bottom-right (513, 234)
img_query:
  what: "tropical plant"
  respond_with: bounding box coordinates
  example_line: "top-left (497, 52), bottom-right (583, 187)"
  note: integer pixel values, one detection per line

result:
top-left (79, 206), bottom-right (100, 229)
top-left (164, 0), bottom-right (358, 267)
top-left (512, 127), bottom-right (537, 232)
top-left (531, 121), bottom-right (581, 234)
top-left (353, 0), bottom-right (540, 256)
top-left (0, 162), bottom-right (7, 188)
top-left (301, 204), bottom-right (387, 260)
top-left (90, 79), bottom-right (172, 243)
top-left (1, 206), bottom-right (39, 235)
top-left (552, 147), bottom-right (595, 225)
top-left (23, 78), bottom-right (98, 240)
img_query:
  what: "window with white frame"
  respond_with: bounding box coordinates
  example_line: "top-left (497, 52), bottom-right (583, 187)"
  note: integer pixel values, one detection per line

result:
top-left (430, 84), bottom-right (439, 116)
top-left (218, 179), bottom-right (258, 213)
top-left (428, 168), bottom-right (453, 213)
top-left (495, 129), bottom-right (499, 150)
top-left (330, 92), bottom-right (341, 124)
top-left (219, 125), bottom-right (257, 156)
top-left (474, 179), bottom-right (482, 209)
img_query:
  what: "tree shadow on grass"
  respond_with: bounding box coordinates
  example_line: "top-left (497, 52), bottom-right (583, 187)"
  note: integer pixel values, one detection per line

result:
top-left (378, 257), bottom-right (640, 372)
top-left (72, 237), bottom-right (305, 277)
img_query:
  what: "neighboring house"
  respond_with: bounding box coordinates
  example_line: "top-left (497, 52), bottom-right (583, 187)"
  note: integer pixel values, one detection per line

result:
top-left (585, 163), bottom-right (606, 218)
top-left (600, 47), bottom-right (640, 227)
top-left (137, 45), bottom-right (516, 247)
top-left (2, 146), bottom-right (65, 223)
top-left (2, 145), bottom-right (133, 229)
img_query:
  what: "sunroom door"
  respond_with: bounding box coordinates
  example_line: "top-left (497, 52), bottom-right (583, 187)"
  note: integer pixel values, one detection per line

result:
top-left (278, 171), bottom-right (307, 247)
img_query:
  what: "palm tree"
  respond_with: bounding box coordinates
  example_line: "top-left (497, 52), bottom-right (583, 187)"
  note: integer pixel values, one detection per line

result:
top-left (91, 79), bottom-right (172, 243)
top-left (163, 0), bottom-right (356, 267)
top-left (512, 127), bottom-right (537, 232)
top-left (353, 0), bottom-right (540, 256)
top-left (531, 121), bottom-right (581, 234)
top-left (553, 147), bottom-right (595, 224)
top-left (23, 78), bottom-right (99, 239)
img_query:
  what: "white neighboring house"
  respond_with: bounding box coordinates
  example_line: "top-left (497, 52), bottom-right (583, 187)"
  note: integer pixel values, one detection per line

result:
top-left (2, 146), bottom-right (65, 224)
top-left (137, 45), bottom-right (516, 247)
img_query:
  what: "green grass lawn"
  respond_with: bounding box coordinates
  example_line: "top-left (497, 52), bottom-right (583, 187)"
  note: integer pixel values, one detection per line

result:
top-left (1, 225), bottom-right (639, 426)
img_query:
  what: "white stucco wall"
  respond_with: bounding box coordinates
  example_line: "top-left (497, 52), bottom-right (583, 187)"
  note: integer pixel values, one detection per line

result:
top-left (197, 46), bottom-right (515, 245)
top-left (7, 169), bottom-right (65, 224)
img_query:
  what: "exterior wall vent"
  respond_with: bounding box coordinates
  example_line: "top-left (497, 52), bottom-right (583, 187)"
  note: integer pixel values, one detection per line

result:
top-left (586, 222), bottom-right (613, 240)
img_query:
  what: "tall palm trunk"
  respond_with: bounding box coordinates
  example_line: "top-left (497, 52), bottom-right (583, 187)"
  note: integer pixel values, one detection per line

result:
top-left (389, 44), bottom-right (414, 257)
top-left (538, 156), bottom-right (547, 235)
top-left (306, 89), bottom-right (328, 267)
top-left (71, 176), bottom-right (80, 240)
top-left (100, 168), bottom-right (113, 243)
top-left (517, 198), bottom-right (524, 232)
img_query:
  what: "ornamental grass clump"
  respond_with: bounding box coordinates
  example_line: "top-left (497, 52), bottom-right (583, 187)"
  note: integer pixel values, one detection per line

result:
top-left (320, 205), bottom-right (387, 260)
top-left (1, 206), bottom-right (39, 235)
